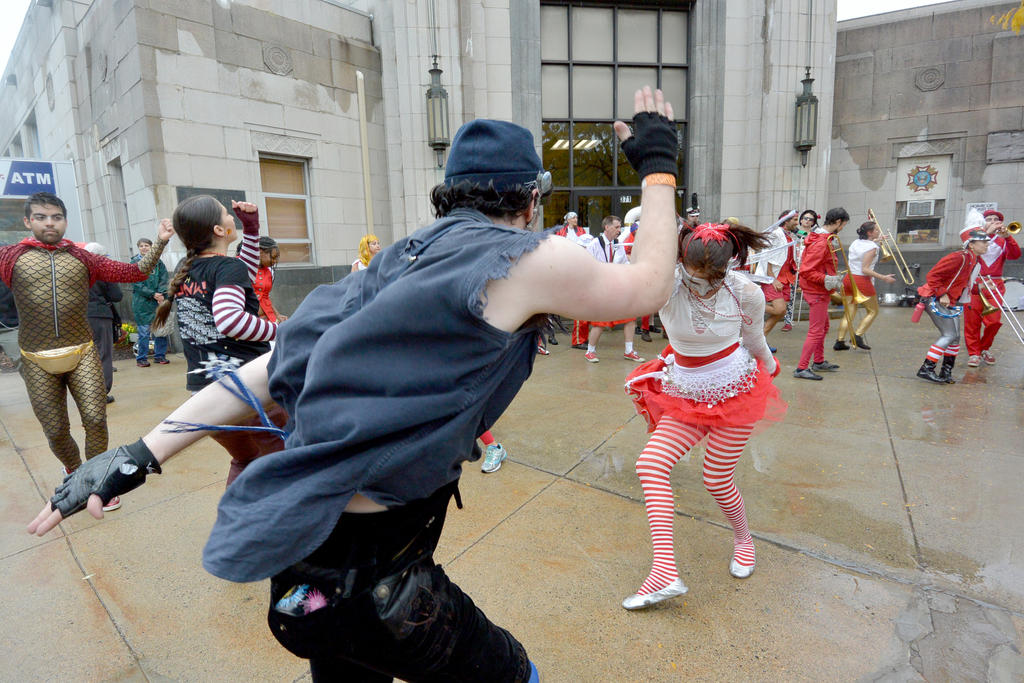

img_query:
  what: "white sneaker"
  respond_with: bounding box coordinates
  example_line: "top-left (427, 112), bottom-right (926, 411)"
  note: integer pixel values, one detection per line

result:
top-left (621, 578), bottom-right (688, 610)
top-left (101, 496), bottom-right (122, 512)
top-left (966, 355), bottom-right (981, 368)
top-left (481, 444), bottom-right (508, 473)
top-left (730, 559), bottom-right (755, 579)
top-left (981, 350), bottom-right (996, 365)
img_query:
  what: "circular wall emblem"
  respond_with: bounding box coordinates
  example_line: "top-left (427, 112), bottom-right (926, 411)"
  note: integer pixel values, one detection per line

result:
top-left (914, 66), bottom-right (945, 92)
top-left (263, 45), bottom-right (293, 76)
top-left (906, 164), bottom-right (939, 192)
top-left (45, 74), bottom-right (55, 110)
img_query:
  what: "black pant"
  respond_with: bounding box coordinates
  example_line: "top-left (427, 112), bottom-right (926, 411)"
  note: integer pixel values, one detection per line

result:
top-left (88, 316), bottom-right (114, 393)
top-left (268, 483), bottom-right (531, 682)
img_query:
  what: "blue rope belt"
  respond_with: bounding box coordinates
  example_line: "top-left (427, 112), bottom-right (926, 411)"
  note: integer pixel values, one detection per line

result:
top-left (161, 355), bottom-right (289, 440)
top-left (927, 298), bottom-right (962, 319)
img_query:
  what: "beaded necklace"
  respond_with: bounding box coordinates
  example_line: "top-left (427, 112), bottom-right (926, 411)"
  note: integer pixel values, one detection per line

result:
top-left (683, 277), bottom-right (753, 329)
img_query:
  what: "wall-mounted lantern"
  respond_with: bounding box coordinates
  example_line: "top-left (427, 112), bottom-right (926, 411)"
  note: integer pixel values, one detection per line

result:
top-left (793, 66), bottom-right (819, 167)
top-left (426, 55), bottom-right (450, 169)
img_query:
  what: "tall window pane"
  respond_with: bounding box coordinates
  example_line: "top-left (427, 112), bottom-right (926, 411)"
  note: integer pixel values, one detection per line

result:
top-left (571, 66), bottom-right (613, 120)
top-left (260, 156), bottom-right (313, 264)
top-left (572, 122), bottom-right (614, 187)
top-left (661, 67), bottom-right (687, 106)
top-left (617, 66), bottom-right (658, 119)
top-left (543, 121), bottom-right (570, 187)
top-left (571, 7), bottom-right (613, 62)
top-left (617, 10), bottom-right (657, 63)
top-left (662, 12), bottom-right (688, 64)
top-left (540, 6), bottom-right (568, 61)
top-left (542, 65), bottom-right (569, 119)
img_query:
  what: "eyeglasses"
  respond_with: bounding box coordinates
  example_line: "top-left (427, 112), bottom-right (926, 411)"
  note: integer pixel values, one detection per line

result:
top-left (31, 213), bottom-right (65, 222)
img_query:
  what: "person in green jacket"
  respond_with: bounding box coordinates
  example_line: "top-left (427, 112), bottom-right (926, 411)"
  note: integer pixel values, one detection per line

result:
top-left (131, 238), bottom-right (170, 367)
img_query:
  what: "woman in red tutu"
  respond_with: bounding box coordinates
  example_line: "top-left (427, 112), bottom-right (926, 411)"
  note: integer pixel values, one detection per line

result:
top-left (622, 221), bottom-right (786, 610)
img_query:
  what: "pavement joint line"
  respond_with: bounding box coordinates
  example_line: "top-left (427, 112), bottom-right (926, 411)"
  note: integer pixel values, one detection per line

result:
top-left (868, 347), bottom-right (924, 569)
top-left (4, 413), bottom-right (152, 679)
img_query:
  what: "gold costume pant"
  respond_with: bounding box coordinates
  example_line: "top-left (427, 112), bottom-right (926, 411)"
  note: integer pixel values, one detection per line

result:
top-left (837, 295), bottom-right (880, 341)
top-left (20, 347), bottom-right (107, 470)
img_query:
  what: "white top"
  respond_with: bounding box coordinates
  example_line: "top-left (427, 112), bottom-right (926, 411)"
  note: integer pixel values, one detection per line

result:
top-left (660, 268), bottom-right (774, 368)
top-left (847, 239), bottom-right (878, 277)
top-left (585, 234), bottom-right (629, 264)
top-left (760, 227), bottom-right (790, 273)
top-left (351, 259), bottom-right (367, 272)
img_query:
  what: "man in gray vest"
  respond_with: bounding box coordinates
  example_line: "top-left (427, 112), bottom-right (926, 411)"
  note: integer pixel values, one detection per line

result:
top-left (31, 87), bottom-right (680, 682)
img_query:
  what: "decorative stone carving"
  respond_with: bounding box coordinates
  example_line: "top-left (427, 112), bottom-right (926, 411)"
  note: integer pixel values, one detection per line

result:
top-left (914, 66), bottom-right (944, 92)
top-left (263, 45), bottom-right (293, 76)
top-left (251, 130), bottom-right (316, 158)
top-left (45, 73), bottom-right (55, 110)
top-left (896, 138), bottom-right (959, 158)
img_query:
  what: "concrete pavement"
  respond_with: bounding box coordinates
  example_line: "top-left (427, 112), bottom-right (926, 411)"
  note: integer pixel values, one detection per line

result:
top-left (1, 306), bottom-right (1023, 681)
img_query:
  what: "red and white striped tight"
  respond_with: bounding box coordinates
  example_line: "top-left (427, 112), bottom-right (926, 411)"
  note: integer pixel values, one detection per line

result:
top-left (634, 416), bottom-right (755, 595)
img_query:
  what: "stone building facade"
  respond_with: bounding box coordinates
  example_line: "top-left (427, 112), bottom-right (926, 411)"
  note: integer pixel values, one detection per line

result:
top-left (1, 0), bottom-right (839, 312)
top-left (830, 0), bottom-right (1024, 288)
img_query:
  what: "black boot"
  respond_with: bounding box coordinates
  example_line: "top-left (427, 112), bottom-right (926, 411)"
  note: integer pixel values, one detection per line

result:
top-left (938, 355), bottom-right (956, 384)
top-left (548, 334), bottom-right (558, 345)
top-left (853, 334), bottom-right (871, 350)
top-left (916, 359), bottom-right (945, 384)
top-left (833, 339), bottom-right (850, 351)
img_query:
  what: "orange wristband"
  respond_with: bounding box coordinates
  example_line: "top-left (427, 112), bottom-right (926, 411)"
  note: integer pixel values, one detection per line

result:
top-left (641, 173), bottom-right (676, 188)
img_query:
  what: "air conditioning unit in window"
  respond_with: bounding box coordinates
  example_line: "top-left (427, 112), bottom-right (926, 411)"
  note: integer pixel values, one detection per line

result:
top-left (906, 200), bottom-right (934, 217)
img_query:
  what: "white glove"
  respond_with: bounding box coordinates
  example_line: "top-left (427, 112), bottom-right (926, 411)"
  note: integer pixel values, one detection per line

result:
top-left (824, 274), bottom-right (844, 291)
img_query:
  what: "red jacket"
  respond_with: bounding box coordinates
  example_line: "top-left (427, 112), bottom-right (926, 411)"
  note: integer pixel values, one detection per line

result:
top-left (797, 231), bottom-right (837, 295)
top-left (972, 236), bottom-right (1021, 293)
top-left (918, 249), bottom-right (977, 301)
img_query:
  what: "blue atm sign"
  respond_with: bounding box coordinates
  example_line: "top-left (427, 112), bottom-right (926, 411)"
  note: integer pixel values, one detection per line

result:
top-left (2, 161), bottom-right (57, 195)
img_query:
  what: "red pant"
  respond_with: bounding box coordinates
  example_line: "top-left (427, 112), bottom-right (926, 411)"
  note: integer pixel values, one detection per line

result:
top-left (572, 320), bottom-right (589, 346)
top-left (798, 293), bottom-right (830, 369)
top-left (212, 403), bottom-right (290, 486)
top-left (963, 292), bottom-right (1002, 356)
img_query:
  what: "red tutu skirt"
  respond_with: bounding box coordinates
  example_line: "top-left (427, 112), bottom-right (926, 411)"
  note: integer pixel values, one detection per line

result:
top-left (625, 345), bottom-right (787, 432)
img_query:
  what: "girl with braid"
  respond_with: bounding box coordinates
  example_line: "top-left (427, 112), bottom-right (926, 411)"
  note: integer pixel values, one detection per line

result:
top-left (622, 221), bottom-right (786, 610)
top-left (154, 195), bottom-right (288, 485)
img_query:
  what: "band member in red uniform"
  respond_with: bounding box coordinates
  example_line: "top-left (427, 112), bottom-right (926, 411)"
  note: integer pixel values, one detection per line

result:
top-left (963, 209), bottom-right (1021, 367)
top-left (761, 210), bottom-right (799, 340)
top-left (793, 208), bottom-right (848, 380)
top-left (584, 215), bottom-right (644, 362)
top-left (915, 219), bottom-right (990, 383)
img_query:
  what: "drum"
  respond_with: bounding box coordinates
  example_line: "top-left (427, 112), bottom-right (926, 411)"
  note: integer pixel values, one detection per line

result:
top-left (1002, 277), bottom-right (1024, 311)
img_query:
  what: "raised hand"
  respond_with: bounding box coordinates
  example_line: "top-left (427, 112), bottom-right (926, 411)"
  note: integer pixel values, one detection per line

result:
top-left (613, 87), bottom-right (678, 179)
top-left (232, 200), bottom-right (258, 215)
top-left (157, 218), bottom-right (175, 242)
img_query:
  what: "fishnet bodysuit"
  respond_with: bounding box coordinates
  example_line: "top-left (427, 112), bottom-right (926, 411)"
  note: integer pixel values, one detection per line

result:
top-left (9, 242), bottom-right (166, 469)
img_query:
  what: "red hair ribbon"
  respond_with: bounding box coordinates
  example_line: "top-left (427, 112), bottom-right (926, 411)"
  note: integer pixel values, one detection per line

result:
top-left (691, 222), bottom-right (730, 243)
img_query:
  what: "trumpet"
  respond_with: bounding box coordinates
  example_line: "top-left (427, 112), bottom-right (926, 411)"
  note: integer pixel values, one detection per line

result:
top-left (1006, 221), bottom-right (1021, 235)
top-left (867, 209), bottom-right (915, 285)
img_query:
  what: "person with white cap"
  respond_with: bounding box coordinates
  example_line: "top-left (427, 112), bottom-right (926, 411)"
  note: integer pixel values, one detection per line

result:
top-left (683, 205), bottom-right (701, 229)
top-left (914, 210), bottom-right (990, 383)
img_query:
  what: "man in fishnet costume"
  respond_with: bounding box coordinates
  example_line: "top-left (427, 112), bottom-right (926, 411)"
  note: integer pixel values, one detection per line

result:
top-left (0, 192), bottom-right (172, 471)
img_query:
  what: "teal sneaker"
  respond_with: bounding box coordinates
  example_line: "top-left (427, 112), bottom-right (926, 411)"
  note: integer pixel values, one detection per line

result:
top-left (481, 443), bottom-right (508, 473)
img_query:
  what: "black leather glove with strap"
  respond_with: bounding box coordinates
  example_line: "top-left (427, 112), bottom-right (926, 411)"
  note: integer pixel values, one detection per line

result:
top-left (619, 111), bottom-right (679, 179)
top-left (51, 439), bottom-right (162, 516)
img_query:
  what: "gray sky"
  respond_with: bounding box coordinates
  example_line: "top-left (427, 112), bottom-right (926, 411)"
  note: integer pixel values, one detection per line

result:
top-left (0, 0), bottom-right (953, 82)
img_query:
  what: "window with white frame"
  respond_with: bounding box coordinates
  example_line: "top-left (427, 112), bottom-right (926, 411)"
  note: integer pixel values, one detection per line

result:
top-left (259, 155), bottom-right (314, 264)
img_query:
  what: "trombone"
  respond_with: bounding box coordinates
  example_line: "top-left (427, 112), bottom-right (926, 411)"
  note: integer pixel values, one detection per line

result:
top-left (978, 277), bottom-right (1024, 346)
top-left (867, 209), bottom-right (914, 285)
top-left (830, 233), bottom-right (870, 348)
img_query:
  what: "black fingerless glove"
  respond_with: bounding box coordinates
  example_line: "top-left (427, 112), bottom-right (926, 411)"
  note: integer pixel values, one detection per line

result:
top-left (619, 112), bottom-right (679, 179)
top-left (50, 439), bottom-right (162, 517)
